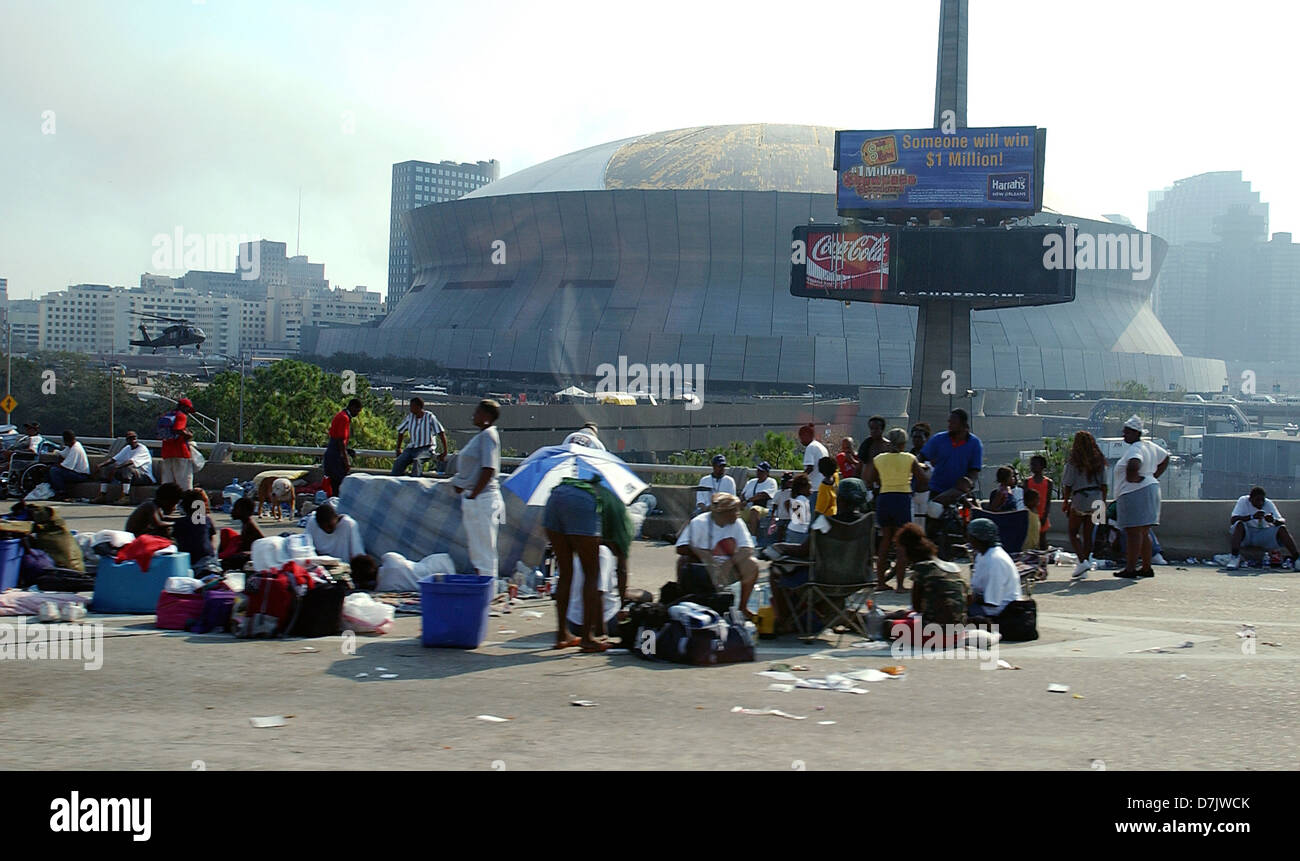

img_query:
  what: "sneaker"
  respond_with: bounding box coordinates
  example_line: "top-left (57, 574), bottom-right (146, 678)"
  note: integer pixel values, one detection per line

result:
top-left (1071, 560), bottom-right (1091, 579)
top-left (1137, 568), bottom-right (1155, 578)
top-left (1113, 570), bottom-right (1139, 579)
top-left (1227, 555), bottom-right (1241, 570)
top-left (1151, 553), bottom-right (1167, 566)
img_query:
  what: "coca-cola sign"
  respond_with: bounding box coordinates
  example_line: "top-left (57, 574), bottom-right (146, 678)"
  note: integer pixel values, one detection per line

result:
top-left (805, 230), bottom-right (890, 293)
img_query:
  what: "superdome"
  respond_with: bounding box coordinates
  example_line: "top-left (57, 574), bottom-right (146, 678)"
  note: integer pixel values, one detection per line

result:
top-left (315, 123), bottom-right (1227, 394)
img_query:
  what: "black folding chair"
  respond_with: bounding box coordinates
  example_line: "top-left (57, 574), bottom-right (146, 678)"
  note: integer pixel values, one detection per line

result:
top-left (769, 513), bottom-right (875, 642)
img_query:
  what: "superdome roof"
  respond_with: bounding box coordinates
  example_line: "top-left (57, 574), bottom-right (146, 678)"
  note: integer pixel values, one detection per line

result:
top-left (463, 123), bottom-right (838, 198)
top-left (465, 123), bottom-right (1131, 225)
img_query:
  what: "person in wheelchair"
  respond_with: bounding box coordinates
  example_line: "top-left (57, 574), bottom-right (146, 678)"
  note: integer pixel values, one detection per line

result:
top-left (966, 518), bottom-right (1024, 621)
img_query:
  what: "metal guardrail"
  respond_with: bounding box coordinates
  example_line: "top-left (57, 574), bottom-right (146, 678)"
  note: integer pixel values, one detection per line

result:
top-left (74, 437), bottom-right (721, 479)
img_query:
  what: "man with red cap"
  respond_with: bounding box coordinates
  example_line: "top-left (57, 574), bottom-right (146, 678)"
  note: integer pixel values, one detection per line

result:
top-left (158, 397), bottom-right (196, 490)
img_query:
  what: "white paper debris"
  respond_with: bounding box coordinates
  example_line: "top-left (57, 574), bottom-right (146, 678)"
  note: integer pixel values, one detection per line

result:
top-left (841, 668), bottom-right (888, 682)
top-left (767, 683), bottom-right (795, 692)
top-left (570, 700), bottom-right (599, 707)
top-left (355, 672), bottom-right (369, 677)
top-left (818, 720), bottom-right (837, 725)
top-left (731, 706), bottom-right (806, 720)
top-left (1047, 683), bottom-right (1070, 693)
top-left (521, 610), bottom-right (545, 618)
top-left (380, 673), bottom-right (398, 679)
top-left (756, 670), bottom-right (799, 681)
top-left (249, 716), bottom-right (288, 728)
top-left (476, 714), bottom-right (510, 722)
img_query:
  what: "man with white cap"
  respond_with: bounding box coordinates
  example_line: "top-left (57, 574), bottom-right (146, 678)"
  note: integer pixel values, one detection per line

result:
top-left (1111, 415), bottom-right (1169, 579)
top-left (561, 423), bottom-right (606, 451)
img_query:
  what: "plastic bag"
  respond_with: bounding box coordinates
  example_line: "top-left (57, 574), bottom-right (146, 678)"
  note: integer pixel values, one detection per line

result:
top-left (25, 482), bottom-right (54, 501)
top-left (342, 592), bottom-right (395, 634)
top-left (191, 447), bottom-right (206, 471)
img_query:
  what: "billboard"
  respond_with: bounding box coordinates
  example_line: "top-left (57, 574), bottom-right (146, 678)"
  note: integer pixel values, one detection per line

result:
top-left (835, 127), bottom-right (1044, 215)
top-left (790, 226), bottom-right (897, 300)
top-left (791, 225), bottom-right (1075, 307)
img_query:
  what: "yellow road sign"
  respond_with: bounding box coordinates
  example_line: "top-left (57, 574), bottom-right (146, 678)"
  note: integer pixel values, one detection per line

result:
top-left (1, 395), bottom-right (16, 414)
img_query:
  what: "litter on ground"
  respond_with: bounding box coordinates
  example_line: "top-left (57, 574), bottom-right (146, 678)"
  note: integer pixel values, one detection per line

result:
top-left (767, 683), bottom-right (795, 692)
top-left (249, 716), bottom-right (289, 728)
top-left (380, 674), bottom-right (398, 679)
top-left (996, 660), bottom-right (1022, 670)
top-left (570, 700), bottom-right (599, 707)
top-left (731, 707), bottom-right (806, 720)
top-left (476, 715), bottom-right (510, 722)
top-left (1047, 683), bottom-right (1070, 693)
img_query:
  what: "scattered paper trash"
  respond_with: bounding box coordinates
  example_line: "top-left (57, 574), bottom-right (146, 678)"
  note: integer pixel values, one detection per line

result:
top-left (731, 707), bottom-right (806, 720)
top-left (879, 665), bottom-right (906, 676)
top-left (570, 700), bottom-right (599, 707)
top-left (789, 664), bottom-right (811, 672)
top-left (521, 610), bottom-right (545, 618)
top-left (842, 668), bottom-right (888, 682)
top-left (1047, 683), bottom-right (1070, 693)
top-left (498, 629), bottom-right (517, 634)
top-left (1260, 587), bottom-right (1286, 593)
top-left (757, 670), bottom-right (798, 681)
top-left (476, 715), bottom-right (510, 723)
top-left (1236, 626), bottom-right (1256, 639)
top-left (996, 659), bottom-right (1021, 670)
top-left (1175, 674), bottom-right (1190, 680)
top-left (284, 646), bottom-right (318, 654)
top-left (375, 666), bottom-right (389, 671)
top-left (818, 720), bottom-right (837, 725)
top-left (1262, 641), bottom-right (1283, 647)
top-left (380, 673), bottom-right (398, 679)
top-left (768, 683), bottom-right (795, 693)
top-left (1072, 694), bottom-right (1085, 699)
top-left (355, 672), bottom-right (369, 678)
top-left (249, 716), bottom-right (288, 728)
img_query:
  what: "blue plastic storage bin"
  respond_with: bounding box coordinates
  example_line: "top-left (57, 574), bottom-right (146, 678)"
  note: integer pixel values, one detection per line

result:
top-left (92, 553), bottom-right (192, 614)
top-left (0, 538), bottom-right (24, 591)
top-left (419, 573), bottom-right (494, 648)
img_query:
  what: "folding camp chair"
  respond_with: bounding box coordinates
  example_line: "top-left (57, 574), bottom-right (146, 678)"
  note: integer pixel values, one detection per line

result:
top-left (769, 512), bottom-right (875, 642)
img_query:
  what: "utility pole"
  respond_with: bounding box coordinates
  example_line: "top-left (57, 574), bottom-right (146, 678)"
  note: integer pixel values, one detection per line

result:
top-left (3, 311), bottom-right (11, 424)
top-left (239, 353), bottom-right (246, 444)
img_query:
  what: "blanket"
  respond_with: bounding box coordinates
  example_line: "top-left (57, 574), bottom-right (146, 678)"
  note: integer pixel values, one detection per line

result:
top-left (338, 474), bottom-right (545, 577)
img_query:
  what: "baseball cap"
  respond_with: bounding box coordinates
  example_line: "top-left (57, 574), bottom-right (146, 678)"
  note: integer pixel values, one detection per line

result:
top-left (178, 397), bottom-right (194, 410)
top-left (756, 461), bottom-right (771, 472)
top-left (967, 518), bottom-right (1001, 544)
top-left (711, 454), bottom-right (727, 466)
top-left (1123, 415), bottom-right (1144, 432)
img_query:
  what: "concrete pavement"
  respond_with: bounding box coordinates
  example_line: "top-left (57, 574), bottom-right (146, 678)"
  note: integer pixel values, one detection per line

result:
top-left (1, 503), bottom-right (1297, 770)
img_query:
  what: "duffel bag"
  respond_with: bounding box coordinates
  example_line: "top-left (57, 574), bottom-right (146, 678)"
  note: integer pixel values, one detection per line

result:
top-left (243, 562), bottom-right (316, 637)
top-left (193, 589), bottom-right (238, 634)
top-left (285, 577), bottom-right (345, 638)
top-left (995, 599), bottom-right (1038, 642)
top-left (156, 590), bottom-right (206, 631)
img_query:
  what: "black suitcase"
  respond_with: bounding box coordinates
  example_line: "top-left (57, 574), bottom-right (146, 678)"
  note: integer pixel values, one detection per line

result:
top-left (284, 580), bottom-right (346, 638)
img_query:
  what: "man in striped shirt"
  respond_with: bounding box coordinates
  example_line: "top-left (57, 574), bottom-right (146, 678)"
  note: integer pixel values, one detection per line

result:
top-left (392, 397), bottom-right (449, 477)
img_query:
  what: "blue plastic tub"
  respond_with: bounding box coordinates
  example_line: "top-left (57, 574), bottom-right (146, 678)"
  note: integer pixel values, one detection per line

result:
top-left (92, 553), bottom-right (192, 614)
top-left (419, 573), bottom-right (494, 648)
top-left (0, 539), bottom-right (24, 591)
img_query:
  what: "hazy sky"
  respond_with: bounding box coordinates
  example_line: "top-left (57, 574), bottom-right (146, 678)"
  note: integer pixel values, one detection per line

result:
top-left (1, 0), bottom-right (1295, 300)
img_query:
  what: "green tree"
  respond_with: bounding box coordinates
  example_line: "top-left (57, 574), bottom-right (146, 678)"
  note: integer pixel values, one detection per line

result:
top-left (657, 431), bottom-right (803, 484)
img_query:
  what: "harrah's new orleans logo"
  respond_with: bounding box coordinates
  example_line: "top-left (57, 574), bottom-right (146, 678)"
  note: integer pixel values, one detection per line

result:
top-left (805, 231), bottom-right (890, 293)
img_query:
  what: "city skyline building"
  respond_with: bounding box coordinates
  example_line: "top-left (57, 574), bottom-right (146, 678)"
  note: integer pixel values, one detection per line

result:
top-left (388, 158), bottom-right (499, 311)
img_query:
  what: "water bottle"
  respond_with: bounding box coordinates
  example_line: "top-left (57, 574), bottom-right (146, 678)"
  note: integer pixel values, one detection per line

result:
top-left (865, 599), bottom-right (884, 640)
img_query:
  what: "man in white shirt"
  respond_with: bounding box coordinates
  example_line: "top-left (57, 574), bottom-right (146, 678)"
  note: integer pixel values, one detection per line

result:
top-left (799, 423), bottom-right (829, 488)
top-left (562, 423), bottom-right (606, 451)
top-left (305, 503), bottom-right (366, 561)
top-left (1227, 485), bottom-right (1299, 569)
top-left (741, 461), bottom-right (779, 536)
top-left (675, 492), bottom-right (759, 616)
top-left (49, 430), bottom-right (92, 499)
top-left (392, 397), bottom-right (449, 477)
top-left (967, 517), bottom-right (1024, 618)
top-left (94, 430), bottom-right (155, 486)
top-left (694, 454), bottom-right (737, 513)
top-left (1111, 416), bottom-right (1169, 579)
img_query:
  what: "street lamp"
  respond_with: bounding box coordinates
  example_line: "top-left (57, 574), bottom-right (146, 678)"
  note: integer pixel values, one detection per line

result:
top-left (808, 384), bottom-right (816, 427)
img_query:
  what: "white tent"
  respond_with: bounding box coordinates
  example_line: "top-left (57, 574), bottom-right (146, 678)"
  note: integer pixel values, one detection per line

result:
top-left (554, 385), bottom-right (592, 398)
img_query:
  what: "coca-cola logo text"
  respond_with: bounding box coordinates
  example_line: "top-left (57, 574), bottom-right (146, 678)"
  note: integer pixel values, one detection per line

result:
top-left (810, 233), bottom-right (888, 264)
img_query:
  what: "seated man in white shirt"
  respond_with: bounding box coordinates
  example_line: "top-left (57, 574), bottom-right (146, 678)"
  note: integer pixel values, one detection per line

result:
top-left (93, 430), bottom-right (155, 486)
top-left (305, 503), bottom-right (366, 561)
top-left (694, 454), bottom-right (737, 514)
top-left (741, 461), bottom-right (779, 537)
top-left (1228, 485), bottom-right (1300, 569)
top-left (49, 430), bottom-right (92, 499)
top-left (966, 517), bottom-right (1024, 619)
top-left (675, 492), bottom-right (758, 616)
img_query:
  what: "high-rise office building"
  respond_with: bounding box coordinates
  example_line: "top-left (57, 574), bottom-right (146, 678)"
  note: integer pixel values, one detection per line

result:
top-left (1148, 171), bottom-right (1268, 245)
top-left (388, 158), bottom-right (499, 310)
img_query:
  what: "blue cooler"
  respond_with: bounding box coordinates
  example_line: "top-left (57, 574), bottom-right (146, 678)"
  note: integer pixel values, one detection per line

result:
top-left (92, 552), bottom-right (192, 614)
top-left (419, 573), bottom-right (494, 648)
top-left (0, 538), bottom-right (25, 591)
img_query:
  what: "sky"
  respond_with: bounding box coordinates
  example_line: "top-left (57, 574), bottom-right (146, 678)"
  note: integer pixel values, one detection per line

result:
top-left (1, 0), bottom-right (1296, 301)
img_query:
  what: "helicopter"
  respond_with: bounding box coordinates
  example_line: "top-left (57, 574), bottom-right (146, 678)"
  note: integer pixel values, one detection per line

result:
top-left (129, 314), bottom-right (206, 353)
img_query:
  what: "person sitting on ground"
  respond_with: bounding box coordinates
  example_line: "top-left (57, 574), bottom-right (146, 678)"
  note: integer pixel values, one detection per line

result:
top-left (1227, 485), bottom-right (1299, 570)
top-left (1022, 488), bottom-right (1042, 552)
top-left (173, 488), bottom-right (218, 571)
top-left (988, 466), bottom-right (1022, 512)
top-left (125, 483), bottom-right (183, 538)
top-left (881, 524), bottom-right (970, 625)
top-left (864, 428), bottom-right (930, 592)
top-left (93, 430), bottom-right (155, 489)
top-left (675, 492), bottom-right (758, 618)
top-left (220, 497), bottom-right (265, 571)
top-left (966, 517), bottom-right (1024, 621)
top-left (48, 430), bottom-right (91, 500)
top-left (306, 502), bottom-right (366, 561)
top-left (814, 456), bottom-right (839, 517)
top-left (1024, 455), bottom-right (1053, 551)
top-left (561, 422), bottom-right (605, 451)
top-left (741, 461), bottom-right (779, 537)
top-left (694, 454), bottom-right (736, 514)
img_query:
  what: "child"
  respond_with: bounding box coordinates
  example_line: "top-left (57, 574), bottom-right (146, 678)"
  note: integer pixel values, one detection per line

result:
top-left (815, 456), bottom-right (839, 517)
top-left (989, 467), bottom-right (1021, 512)
top-left (1022, 488), bottom-right (1042, 552)
top-left (221, 497), bottom-right (265, 571)
top-left (1024, 455), bottom-right (1053, 550)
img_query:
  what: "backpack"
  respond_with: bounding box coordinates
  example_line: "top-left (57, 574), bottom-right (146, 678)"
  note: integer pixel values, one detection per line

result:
top-left (912, 559), bottom-right (970, 625)
top-left (156, 411), bottom-right (180, 441)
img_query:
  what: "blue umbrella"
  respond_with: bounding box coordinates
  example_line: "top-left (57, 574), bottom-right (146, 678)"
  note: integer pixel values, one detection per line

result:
top-left (503, 444), bottom-right (648, 505)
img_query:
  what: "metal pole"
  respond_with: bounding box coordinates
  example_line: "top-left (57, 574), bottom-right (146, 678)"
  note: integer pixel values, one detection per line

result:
top-left (109, 366), bottom-right (114, 439)
top-left (4, 316), bottom-right (10, 423)
top-left (238, 354), bottom-right (245, 444)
